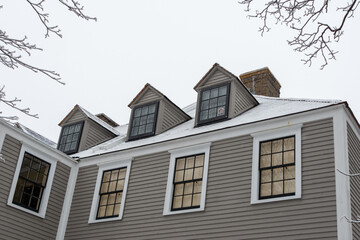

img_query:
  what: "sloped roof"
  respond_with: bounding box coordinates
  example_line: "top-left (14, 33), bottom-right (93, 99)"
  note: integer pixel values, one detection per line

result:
top-left (73, 96), bottom-right (344, 158)
top-left (59, 105), bottom-right (120, 136)
top-left (15, 122), bottom-right (57, 149)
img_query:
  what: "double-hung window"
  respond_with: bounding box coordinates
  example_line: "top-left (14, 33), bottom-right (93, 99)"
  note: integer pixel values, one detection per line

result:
top-left (198, 84), bottom-right (230, 125)
top-left (129, 102), bottom-right (158, 140)
top-left (58, 122), bottom-right (84, 154)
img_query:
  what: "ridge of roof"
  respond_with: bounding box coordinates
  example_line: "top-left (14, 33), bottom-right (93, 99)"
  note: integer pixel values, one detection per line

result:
top-left (254, 95), bottom-right (343, 104)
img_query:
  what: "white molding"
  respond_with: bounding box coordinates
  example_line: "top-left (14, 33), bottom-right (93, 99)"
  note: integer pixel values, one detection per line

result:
top-left (250, 124), bottom-right (302, 204)
top-left (7, 143), bottom-right (58, 218)
top-left (333, 108), bottom-right (352, 240)
top-left (163, 143), bottom-right (211, 215)
top-left (0, 127), bottom-right (6, 162)
top-left (88, 158), bottom-right (132, 223)
top-left (56, 165), bottom-right (79, 240)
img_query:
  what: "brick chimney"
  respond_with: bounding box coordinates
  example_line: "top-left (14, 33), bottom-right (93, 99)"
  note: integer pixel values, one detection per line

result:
top-left (239, 67), bottom-right (281, 97)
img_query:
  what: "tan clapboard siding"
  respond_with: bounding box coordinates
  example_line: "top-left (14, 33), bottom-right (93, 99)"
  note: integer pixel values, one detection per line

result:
top-left (202, 70), bottom-right (231, 87)
top-left (64, 108), bottom-right (86, 125)
top-left (83, 120), bottom-right (116, 150)
top-left (158, 101), bottom-right (188, 133)
top-left (0, 134), bottom-right (71, 240)
top-left (347, 123), bottom-right (360, 239)
top-left (65, 118), bottom-right (337, 240)
top-left (136, 89), bottom-right (159, 105)
top-left (233, 81), bottom-right (257, 117)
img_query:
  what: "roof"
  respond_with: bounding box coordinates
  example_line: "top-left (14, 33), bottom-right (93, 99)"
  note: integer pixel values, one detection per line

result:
top-left (59, 105), bottom-right (120, 136)
top-left (73, 96), bottom-right (344, 159)
top-left (15, 122), bottom-right (57, 149)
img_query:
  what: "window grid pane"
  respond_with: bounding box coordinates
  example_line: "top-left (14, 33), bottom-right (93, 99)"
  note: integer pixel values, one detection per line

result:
top-left (199, 84), bottom-right (229, 124)
top-left (58, 122), bottom-right (83, 154)
top-left (172, 154), bottom-right (204, 211)
top-left (259, 136), bottom-right (295, 199)
top-left (13, 153), bottom-right (50, 212)
top-left (130, 103), bottom-right (158, 139)
top-left (97, 167), bottom-right (127, 219)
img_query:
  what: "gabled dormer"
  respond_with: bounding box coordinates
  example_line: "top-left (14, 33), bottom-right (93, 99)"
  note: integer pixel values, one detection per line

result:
top-left (58, 105), bottom-right (119, 154)
top-left (194, 63), bottom-right (259, 126)
top-left (127, 83), bottom-right (191, 141)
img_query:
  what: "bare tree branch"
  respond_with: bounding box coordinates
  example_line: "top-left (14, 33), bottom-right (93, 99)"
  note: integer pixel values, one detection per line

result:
top-left (239, 0), bottom-right (359, 69)
top-left (337, 168), bottom-right (360, 177)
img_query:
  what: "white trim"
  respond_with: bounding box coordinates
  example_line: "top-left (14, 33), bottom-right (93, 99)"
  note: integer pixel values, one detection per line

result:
top-left (7, 143), bottom-right (58, 218)
top-left (250, 124), bottom-right (302, 204)
top-left (88, 158), bottom-right (132, 223)
top-left (163, 143), bottom-right (211, 215)
top-left (333, 108), bottom-right (352, 239)
top-left (0, 127), bottom-right (6, 162)
top-left (56, 165), bottom-right (79, 240)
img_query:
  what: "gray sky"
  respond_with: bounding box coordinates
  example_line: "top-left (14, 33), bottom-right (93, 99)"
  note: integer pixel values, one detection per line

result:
top-left (1, 0), bottom-right (360, 142)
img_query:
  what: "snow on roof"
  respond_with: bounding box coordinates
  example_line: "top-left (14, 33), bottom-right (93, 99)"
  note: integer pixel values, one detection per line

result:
top-left (77, 105), bottom-right (120, 136)
top-left (73, 96), bottom-right (343, 158)
top-left (15, 123), bottom-right (57, 149)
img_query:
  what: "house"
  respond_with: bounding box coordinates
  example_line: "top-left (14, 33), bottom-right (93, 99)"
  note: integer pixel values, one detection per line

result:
top-left (0, 63), bottom-right (359, 239)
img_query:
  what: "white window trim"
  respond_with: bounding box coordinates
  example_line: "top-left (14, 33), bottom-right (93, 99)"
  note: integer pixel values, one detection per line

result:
top-left (250, 124), bottom-right (302, 204)
top-left (88, 158), bottom-right (132, 223)
top-left (7, 143), bottom-right (58, 218)
top-left (163, 143), bottom-right (211, 215)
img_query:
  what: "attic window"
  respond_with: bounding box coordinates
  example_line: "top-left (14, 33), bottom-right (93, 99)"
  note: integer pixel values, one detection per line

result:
top-left (198, 83), bottom-right (230, 125)
top-left (129, 102), bottom-right (158, 140)
top-left (58, 122), bottom-right (84, 154)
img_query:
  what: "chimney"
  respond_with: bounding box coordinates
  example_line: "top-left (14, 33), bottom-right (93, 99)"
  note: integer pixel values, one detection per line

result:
top-left (239, 67), bottom-right (281, 97)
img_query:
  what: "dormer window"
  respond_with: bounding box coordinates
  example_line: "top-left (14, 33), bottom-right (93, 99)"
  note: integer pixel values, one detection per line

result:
top-left (58, 122), bottom-right (84, 154)
top-left (198, 83), bottom-right (230, 125)
top-left (129, 102), bottom-right (159, 140)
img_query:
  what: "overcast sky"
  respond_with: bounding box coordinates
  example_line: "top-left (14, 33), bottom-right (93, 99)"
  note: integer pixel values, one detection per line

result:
top-left (1, 1), bottom-right (360, 142)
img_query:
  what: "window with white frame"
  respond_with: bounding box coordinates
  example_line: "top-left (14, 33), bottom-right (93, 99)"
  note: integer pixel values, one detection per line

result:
top-left (251, 124), bottom-right (302, 204)
top-left (163, 143), bottom-right (211, 215)
top-left (8, 145), bottom-right (57, 218)
top-left (88, 159), bottom-right (131, 223)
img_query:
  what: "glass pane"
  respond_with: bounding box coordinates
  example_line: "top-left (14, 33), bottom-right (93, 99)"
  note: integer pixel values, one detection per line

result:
top-left (273, 167), bottom-right (283, 181)
top-left (116, 180), bottom-right (124, 191)
top-left (66, 135), bottom-right (72, 143)
top-left (114, 204), bottom-right (120, 215)
top-left (100, 182), bottom-right (109, 193)
top-left (284, 137), bottom-right (295, 151)
top-left (32, 185), bottom-right (42, 197)
top-left (74, 123), bottom-right (81, 132)
top-left (200, 110), bottom-right (208, 121)
top-left (106, 205), bottom-right (114, 217)
top-left (185, 157), bottom-right (195, 169)
top-left (72, 132), bottom-right (79, 141)
top-left (218, 96), bottom-right (226, 106)
top-left (100, 195), bottom-right (108, 206)
top-left (103, 172), bottom-right (111, 182)
top-left (111, 170), bottom-right (119, 181)
top-left (64, 143), bottom-right (70, 152)
top-left (148, 104), bottom-right (156, 114)
top-left (272, 153), bottom-right (282, 166)
top-left (210, 88), bottom-right (219, 98)
top-left (13, 179), bottom-right (24, 203)
top-left (108, 193), bottom-right (116, 204)
top-left (109, 181), bottom-right (116, 192)
top-left (195, 155), bottom-right (204, 167)
top-left (261, 169), bottom-right (271, 183)
top-left (23, 181), bottom-right (33, 194)
top-left (219, 85), bottom-right (227, 96)
top-left (28, 169), bottom-right (38, 182)
top-left (284, 180), bottom-right (295, 193)
top-left (30, 197), bottom-right (39, 210)
top-left (118, 169), bottom-right (127, 179)
top-left (37, 173), bottom-right (45, 185)
top-left (261, 142), bottom-right (271, 155)
top-left (70, 125), bottom-right (76, 134)
top-left (70, 142), bottom-right (77, 151)
top-left (272, 181), bottom-right (283, 195)
top-left (284, 151), bottom-right (294, 164)
top-left (31, 159), bottom-right (40, 171)
top-left (174, 184), bottom-right (184, 196)
top-left (182, 195), bottom-right (192, 208)
top-left (194, 167), bottom-right (203, 179)
top-left (141, 106), bottom-right (149, 115)
top-left (145, 123), bottom-right (153, 133)
top-left (202, 90), bottom-right (210, 100)
top-left (174, 170), bottom-right (184, 182)
top-left (194, 181), bottom-right (202, 193)
top-left (192, 193), bottom-right (201, 206)
top-left (21, 193), bottom-right (31, 206)
top-left (39, 163), bottom-right (50, 175)
top-left (260, 183), bottom-right (271, 197)
top-left (176, 158), bottom-right (185, 170)
top-left (172, 196), bottom-right (182, 209)
top-left (208, 108), bottom-right (216, 119)
top-left (209, 98), bottom-right (217, 108)
top-left (284, 166), bottom-right (295, 179)
top-left (201, 100), bottom-right (209, 110)
top-left (184, 182), bottom-right (193, 195)
top-left (184, 169), bottom-right (193, 181)
top-left (63, 127), bottom-right (69, 135)
top-left (140, 116), bottom-right (147, 125)
top-left (147, 114), bottom-right (155, 123)
top-left (217, 106), bottom-right (225, 116)
top-left (260, 155), bottom-right (271, 168)
top-left (138, 125), bottom-right (145, 135)
top-left (272, 139), bottom-right (283, 153)
top-left (20, 166), bottom-right (29, 178)
top-left (115, 192), bottom-right (122, 204)
top-left (133, 117), bottom-right (140, 127)
top-left (97, 206), bottom-right (106, 218)
top-left (131, 126), bottom-right (138, 137)
top-left (134, 108), bottom-right (141, 117)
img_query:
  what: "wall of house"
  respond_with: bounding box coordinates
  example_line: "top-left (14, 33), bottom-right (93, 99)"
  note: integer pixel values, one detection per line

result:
top-left (347, 123), bottom-right (360, 239)
top-left (0, 134), bottom-right (71, 240)
top-left (65, 118), bottom-right (337, 239)
top-left (81, 120), bottom-right (117, 151)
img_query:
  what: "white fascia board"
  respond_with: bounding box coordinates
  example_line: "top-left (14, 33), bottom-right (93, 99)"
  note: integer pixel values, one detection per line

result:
top-left (333, 107), bottom-right (352, 240)
top-left (78, 105), bottom-right (343, 168)
top-left (0, 121), bottom-right (76, 167)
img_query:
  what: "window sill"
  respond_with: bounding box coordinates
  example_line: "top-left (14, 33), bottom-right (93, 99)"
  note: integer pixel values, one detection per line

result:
top-left (163, 206), bottom-right (204, 216)
top-left (251, 194), bottom-right (301, 204)
top-left (88, 216), bottom-right (123, 224)
top-left (7, 202), bottom-right (45, 218)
